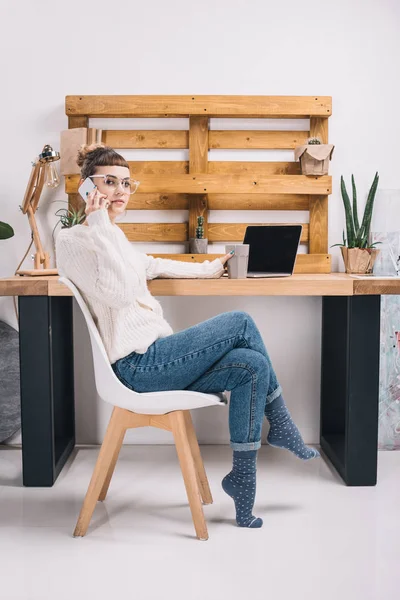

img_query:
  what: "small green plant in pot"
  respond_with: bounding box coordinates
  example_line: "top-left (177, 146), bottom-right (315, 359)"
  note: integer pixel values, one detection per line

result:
top-left (333, 172), bottom-right (380, 274)
top-left (52, 203), bottom-right (86, 242)
top-left (0, 221), bottom-right (14, 240)
top-left (189, 215), bottom-right (208, 254)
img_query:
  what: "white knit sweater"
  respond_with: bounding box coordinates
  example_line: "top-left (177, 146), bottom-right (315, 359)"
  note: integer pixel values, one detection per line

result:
top-left (55, 209), bottom-right (225, 363)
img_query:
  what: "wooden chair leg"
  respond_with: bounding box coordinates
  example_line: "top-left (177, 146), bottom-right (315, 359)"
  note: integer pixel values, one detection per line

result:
top-left (183, 411), bottom-right (213, 505)
top-left (73, 407), bottom-right (126, 537)
top-left (98, 426), bottom-right (126, 502)
top-left (170, 411), bottom-right (208, 541)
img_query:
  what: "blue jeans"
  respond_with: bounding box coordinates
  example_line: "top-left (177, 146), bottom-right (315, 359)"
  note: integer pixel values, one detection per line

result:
top-left (111, 311), bottom-right (282, 451)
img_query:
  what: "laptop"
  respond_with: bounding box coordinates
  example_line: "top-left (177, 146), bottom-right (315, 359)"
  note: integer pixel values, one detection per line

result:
top-left (243, 225), bottom-right (302, 278)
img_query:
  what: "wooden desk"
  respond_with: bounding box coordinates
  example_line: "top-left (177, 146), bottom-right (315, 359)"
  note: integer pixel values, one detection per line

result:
top-left (1, 274), bottom-right (399, 488)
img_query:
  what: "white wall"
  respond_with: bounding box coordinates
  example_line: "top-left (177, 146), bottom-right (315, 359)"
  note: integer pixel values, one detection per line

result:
top-left (1, 0), bottom-right (399, 445)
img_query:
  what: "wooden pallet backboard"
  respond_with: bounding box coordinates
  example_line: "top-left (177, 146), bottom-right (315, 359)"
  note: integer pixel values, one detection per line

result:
top-left (65, 95), bottom-right (332, 273)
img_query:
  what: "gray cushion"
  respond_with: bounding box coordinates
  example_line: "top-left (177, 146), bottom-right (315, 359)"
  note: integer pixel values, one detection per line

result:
top-left (0, 321), bottom-right (21, 443)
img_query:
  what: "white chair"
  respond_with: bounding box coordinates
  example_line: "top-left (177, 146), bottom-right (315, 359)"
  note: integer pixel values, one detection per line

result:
top-left (59, 277), bottom-right (227, 541)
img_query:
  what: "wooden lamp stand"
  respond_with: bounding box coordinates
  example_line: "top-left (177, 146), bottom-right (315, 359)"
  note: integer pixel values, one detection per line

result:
top-left (17, 145), bottom-right (60, 277)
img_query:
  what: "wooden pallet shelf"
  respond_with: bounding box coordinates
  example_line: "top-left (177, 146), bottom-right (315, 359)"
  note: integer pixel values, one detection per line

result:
top-left (65, 95), bottom-right (333, 273)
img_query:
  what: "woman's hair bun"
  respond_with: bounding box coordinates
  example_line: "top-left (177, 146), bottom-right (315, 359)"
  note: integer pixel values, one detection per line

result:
top-left (76, 143), bottom-right (106, 167)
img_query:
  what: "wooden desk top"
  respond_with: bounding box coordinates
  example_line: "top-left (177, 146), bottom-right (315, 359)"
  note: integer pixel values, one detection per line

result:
top-left (1, 274), bottom-right (400, 297)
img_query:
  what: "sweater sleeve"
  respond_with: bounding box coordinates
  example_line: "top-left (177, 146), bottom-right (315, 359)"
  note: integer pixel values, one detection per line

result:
top-left (144, 254), bottom-right (225, 280)
top-left (55, 210), bottom-right (141, 309)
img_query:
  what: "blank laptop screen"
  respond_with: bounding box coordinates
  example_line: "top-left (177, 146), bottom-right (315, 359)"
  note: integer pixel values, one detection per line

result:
top-left (243, 226), bottom-right (302, 273)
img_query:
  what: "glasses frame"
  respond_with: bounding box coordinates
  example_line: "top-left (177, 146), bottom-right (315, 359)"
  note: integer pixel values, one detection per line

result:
top-left (89, 174), bottom-right (140, 195)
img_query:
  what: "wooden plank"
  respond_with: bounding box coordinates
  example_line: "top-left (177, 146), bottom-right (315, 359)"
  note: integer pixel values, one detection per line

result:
top-left (207, 223), bottom-right (309, 244)
top-left (145, 253), bottom-right (330, 274)
top-left (65, 179), bottom-right (310, 210)
top-left (146, 274), bottom-right (353, 297)
top-left (189, 116), bottom-right (208, 173)
top-left (117, 174), bottom-right (332, 195)
top-left (207, 194), bottom-right (309, 210)
top-left (118, 223), bottom-right (188, 242)
top-left (189, 116), bottom-right (209, 239)
top-left (353, 278), bottom-right (400, 295)
top-left (189, 195), bottom-right (208, 238)
top-left (117, 222), bottom-right (309, 243)
top-left (65, 162), bottom-right (309, 192)
top-left (68, 116), bottom-right (88, 129)
top-left (310, 117), bottom-right (329, 144)
top-left (66, 95), bottom-right (332, 118)
top-left (124, 193), bottom-right (309, 211)
top-left (102, 130), bottom-right (188, 148)
top-left (0, 278), bottom-right (50, 296)
top-left (309, 195), bottom-right (328, 253)
top-left (209, 130), bottom-right (309, 149)
top-left (295, 253), bottom-right (331, 273)
top-left (309, 117), bottom-right (329, 253)
top-left (126, 193), bottom-right (189, 210)
top-left (102, 129), bottom-right (309, 150)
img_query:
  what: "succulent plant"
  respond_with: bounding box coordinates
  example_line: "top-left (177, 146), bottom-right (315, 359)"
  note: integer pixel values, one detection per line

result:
top-left (195, 215), bottom-right (205, 239)
top-left (307, 137), bottom-right (322, 145)
top-left (52, 203), bottom-right (86, 245)
top-left (333, 172), bottom-right (380, 249)
top-left (55, 206), bottom-right (86, 228)
top-left (0, 221), bottom-right (14, 240)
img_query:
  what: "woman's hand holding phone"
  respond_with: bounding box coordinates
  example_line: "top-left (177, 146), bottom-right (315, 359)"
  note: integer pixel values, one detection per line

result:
top-left (78, 178), bottom-right (110, 217)
top-left (84, 186), bottom-right (110, 217)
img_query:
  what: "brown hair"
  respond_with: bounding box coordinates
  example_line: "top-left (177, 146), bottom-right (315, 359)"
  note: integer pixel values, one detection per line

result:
top-left (77, 143), bottom-right (130, 180)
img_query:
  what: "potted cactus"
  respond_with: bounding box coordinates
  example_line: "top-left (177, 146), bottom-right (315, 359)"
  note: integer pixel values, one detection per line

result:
top-left (294, 136), bottom-right (335, 176)
top-left (189, 215), bottom-right (208, 254)
top-left (333, 172), bottom-right (381, 274)
top-left (0, 221), bottom-right (14, 240)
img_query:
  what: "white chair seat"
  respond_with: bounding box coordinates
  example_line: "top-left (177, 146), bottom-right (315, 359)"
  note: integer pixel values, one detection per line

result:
top-left (108, 385), bottom-right (227, 415)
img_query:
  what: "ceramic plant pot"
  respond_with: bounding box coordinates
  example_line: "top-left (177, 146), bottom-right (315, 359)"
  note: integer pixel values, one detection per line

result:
top-left (189, 238), bottom-right (208, 254)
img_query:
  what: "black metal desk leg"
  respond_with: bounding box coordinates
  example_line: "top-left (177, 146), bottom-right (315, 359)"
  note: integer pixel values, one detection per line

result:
top-left (18, 296), bottom-right (75, 486)
top-left (321, 295), bottom-right (381, 486)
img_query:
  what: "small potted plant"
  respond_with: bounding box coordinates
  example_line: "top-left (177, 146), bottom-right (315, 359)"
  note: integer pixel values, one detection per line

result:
top-left (189, 215), bottom-right (208, 254)
top-left (52, 202), bottom-right (86, 239)
top-left (294, 136), bottom-right (335, 176)
top-left (0, 221), bottom-right (14, 240)
top-left (51, 202), bottom-right (86, 254)
top-left (333, 172), bottom-right (380, 274)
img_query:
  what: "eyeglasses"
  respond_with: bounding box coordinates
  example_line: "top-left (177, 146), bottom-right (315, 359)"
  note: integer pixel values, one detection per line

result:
top-left (89, 174), bottom-right (140, 195)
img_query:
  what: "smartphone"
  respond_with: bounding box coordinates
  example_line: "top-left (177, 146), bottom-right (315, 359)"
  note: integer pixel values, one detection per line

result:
top-left (78, 177), bottom-right (96, 202)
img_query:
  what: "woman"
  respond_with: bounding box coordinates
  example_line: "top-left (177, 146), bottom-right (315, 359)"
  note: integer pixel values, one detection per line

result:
top-left (56, 143), bottom-right (319, 530)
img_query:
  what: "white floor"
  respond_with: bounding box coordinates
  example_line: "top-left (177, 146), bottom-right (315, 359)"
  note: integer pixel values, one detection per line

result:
top-left (0, 445), bottom-right (399, 600)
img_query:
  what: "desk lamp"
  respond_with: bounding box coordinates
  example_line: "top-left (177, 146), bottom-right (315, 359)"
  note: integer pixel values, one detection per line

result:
top-left (17, 144), bottom-right (60, 276)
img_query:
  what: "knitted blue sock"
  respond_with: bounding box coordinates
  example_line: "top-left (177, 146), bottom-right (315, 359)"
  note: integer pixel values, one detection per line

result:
top-left (266, 395), bottom-right (320, 460)
top-left (222, 450), bottom-right (263, 528)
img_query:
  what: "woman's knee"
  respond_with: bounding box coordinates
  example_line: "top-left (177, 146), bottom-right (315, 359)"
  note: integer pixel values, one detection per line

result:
top-left (225, 347), bottom-right (269, 375)
top-left (227, 310), bottom-right (257, 330)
